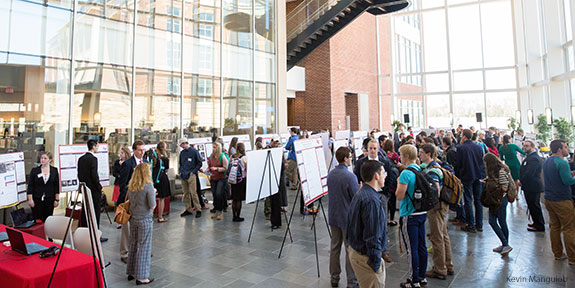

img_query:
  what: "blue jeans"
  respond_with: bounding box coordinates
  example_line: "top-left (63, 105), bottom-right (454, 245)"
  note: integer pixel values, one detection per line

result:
top-left (210, 179), bottom-right (227, 212)
top-left (401, 214), bottom-right (428, 284)
top-left (462, 179), bottom-right (483, 229)
top-left (489, 196), bottom-right (509, 246)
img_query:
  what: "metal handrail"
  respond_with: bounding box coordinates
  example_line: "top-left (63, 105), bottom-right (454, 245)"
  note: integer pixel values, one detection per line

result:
top-left (286, 0), bottom-right (339, 42)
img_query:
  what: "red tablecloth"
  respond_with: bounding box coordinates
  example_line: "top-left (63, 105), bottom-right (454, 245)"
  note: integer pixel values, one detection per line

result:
top-left (0, 225), bottom-right (104, 288)
top-left (18, 222), bottom-right (46, 239)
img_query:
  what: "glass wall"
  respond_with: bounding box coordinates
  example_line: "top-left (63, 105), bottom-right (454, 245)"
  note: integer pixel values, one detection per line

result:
top-left (0, 0), bottom-right (277, 181)
top-left (388, 0), bottom-right (519, 129)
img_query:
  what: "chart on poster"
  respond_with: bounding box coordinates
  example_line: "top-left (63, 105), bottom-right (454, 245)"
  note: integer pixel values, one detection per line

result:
top-left (0, 152), bottom-right (26, 208)
top-left (294, 138), bottom-right (328, 206)
top-left (58, 144), bottom-right (110, 192)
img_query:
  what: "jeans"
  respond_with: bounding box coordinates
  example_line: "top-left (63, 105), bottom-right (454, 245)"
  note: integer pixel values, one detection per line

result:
top-left (210, 179), bottom-right (227, 212)
top-left (401, 214), bottom-right (428, 284)
top-left (462, 179), bottom-right (483, 229)
top-left (488, 196), bottom-right (509, 246)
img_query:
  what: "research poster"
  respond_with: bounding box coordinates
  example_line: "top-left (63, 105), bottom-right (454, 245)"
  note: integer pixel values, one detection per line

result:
top-left (352, 131), bottom-right (367, 160)
top-left (311, 132), bottom-right (331, 169)
top-left (331, 139), bottom-right (349, 170)
top-left (335, 130), bottom-right (350, 141)
top-left (245, 148), bottom-right (284, 204)
top-left (294, 138), bottom-right (329, 206)
top-left (58, 144), bottom-right (110, 192)
top-left (222, 135), bottom-right (252, 153)
top-left (0, 152), bottom-right (26, 208)
top-left (187, 137), bottom-right (213, 190)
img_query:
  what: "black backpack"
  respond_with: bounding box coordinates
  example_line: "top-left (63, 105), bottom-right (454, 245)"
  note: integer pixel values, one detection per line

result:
top-left (405, 167), bottom-right (439, 212)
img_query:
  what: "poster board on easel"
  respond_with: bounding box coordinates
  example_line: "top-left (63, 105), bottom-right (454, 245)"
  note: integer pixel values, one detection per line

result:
top-left (222, 135), bottom-right (252, 152)
top-left (58, 144), bottom-right (110, 193)
top-left (0, 152), bottom-right (26, 208)
top-left (351, 131), bottom-right (367, 160)
top-left (188, 137), bottom-right (213, 190)
top-left (294, 138), bottom-right (329, 206)
top-left (245, 148), bottom-right (284, 204)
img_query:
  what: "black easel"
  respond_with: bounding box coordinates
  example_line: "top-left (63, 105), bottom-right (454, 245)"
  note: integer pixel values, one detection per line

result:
top-left (248, 150), bottom-right (293, 243)
top-left (278, 178), bottom-right (330, 278)
top-left (47, 183), bottom-right (107, 288)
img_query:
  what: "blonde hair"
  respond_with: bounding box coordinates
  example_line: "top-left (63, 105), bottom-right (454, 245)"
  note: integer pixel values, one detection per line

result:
top-left (211, 141), bottom-right (222, 160)
top-left (120, 146), bottom-right (131, 161)
top-left (128, 163), bottom-right (151, 192)
top-left (399, 144), bottom-right (418, 162)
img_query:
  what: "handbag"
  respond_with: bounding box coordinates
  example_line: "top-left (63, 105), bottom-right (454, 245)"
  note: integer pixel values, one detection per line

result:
top-left (114, 191), bottom-right (131, 224)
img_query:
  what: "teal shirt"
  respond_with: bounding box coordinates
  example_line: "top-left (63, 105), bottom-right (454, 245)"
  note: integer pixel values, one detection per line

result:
top-left (399, 164), bottom-right (421, 217)
top-left (543, 156), bottom-right (575, 201)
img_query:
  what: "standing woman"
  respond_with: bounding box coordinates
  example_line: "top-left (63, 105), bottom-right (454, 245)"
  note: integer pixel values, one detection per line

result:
top-left (113, 146), bottom-right (131, 228)
top-left (498, 135), bottom-right (525, 188)
top-left (230, 142), bottom-right (247, 222)
top-left (126, 163), bottom-right (156, 285)
top-left (483, 153), bottom-right (513, 255)
top-left (228, 137), bottom-right (238, 157)
top-left (208, 142), bottom-right (228, 220)
top-left (484, 137), bottom-right (499, 156)
top-left (27, 152), bottom-right (60, 222)
top-left (150, 142), bottom-right (171, 223)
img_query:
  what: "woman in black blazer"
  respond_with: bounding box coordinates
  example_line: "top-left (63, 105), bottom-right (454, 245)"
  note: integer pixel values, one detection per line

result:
top-left (27, 152), bottom-right (60, 222)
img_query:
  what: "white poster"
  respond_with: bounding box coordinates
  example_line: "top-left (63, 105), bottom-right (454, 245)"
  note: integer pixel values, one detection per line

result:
top-left (0, 152), bottom-right (26, 208)
top-left (294, 138), bottom-right (329, 206)
top-left (331, 139), bottom-right (349, 170)
top-left (188, 137), bottom-right (213, 190)
top-left (311, 132), bottom-right (331, 169)
top-left (352, 131), bottom-right (367, 160)
top-left (58, 144), bottom-right (110, 192)
top-left (245, 148), bottom-right (284, 204)
top-left (222, 135), bottom-right (252, 153)
top-left (335, 130), bottom-right (350, 141)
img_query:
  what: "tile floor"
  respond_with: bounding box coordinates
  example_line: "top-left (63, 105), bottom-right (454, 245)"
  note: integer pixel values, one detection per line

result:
top-left (96, 190), bottom-right (575, 288)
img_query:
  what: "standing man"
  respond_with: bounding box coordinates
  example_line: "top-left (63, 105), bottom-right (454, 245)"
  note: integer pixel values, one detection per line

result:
top-left (455, 129), bottom-right (485, 233)
top-left (347, 160), bottom-right (387, 288)
top-left (520, 140), bottom-right (545, 232)
top-left (419, 144), bottom-right (454, 280)
top-left (178, 138), bottom-right (203, 218)
top-left (118, 140), bottom-right (148, 263)
top-left (354, 139), bottom-right (395, 263)
top-left (77, 139), bottom-right (106, 242)
top-left (542, 140), bottom-right (575, 264)
top-left (328, 147), bottom-right (359, 288)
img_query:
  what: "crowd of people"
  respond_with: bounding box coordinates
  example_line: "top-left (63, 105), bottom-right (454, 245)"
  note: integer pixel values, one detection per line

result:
top-left (22, 124), bottom-right (575, 287)
top-left (327, 125), bottom-right (575, 288)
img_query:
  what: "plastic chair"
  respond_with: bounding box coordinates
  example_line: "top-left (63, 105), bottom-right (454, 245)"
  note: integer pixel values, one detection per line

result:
top-left (44, 216), bottom-right (74, 249)
top-left (73, 227), bottom-right (103, 256)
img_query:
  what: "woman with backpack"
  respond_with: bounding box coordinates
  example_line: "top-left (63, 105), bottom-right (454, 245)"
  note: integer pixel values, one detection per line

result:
top-left (149, 141), bottom-right (171, 223)
top-left (229, 143), bottom-right (247, 222)
top-left (482, 153), bottom-right (513, 256)
top-left (498, 135), bottom-right (525, 189)
top-left (208, 142), bottom-right (229, 220)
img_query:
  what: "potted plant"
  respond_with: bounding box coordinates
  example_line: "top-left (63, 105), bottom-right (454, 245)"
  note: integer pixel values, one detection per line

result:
top-left (507, 117), bottom-right (517, 131)
top-left (392, 120), bottom-right (402, 132)
top-left (553, 117), bottom-right (575, 144)
top-left (534, 114), bottom-right (552, 144)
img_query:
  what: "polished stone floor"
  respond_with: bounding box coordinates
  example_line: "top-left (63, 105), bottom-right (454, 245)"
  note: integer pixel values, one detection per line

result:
top-left (96, 190), bottom-right (575, 288)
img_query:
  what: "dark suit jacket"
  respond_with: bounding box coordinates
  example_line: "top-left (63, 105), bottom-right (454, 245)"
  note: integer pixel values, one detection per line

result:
top-left (117, 156), bottom-right (148, 204)
top-left (455, 140), bottom-right (485, 182)
top-left (353, 154), bottom-right (397, 197)
top-left (520, 152), bottom-right (543, 192)
top-left (27, 165), bottom-right (60, 199)
top-left (77, 152), bottom-right (102, 196)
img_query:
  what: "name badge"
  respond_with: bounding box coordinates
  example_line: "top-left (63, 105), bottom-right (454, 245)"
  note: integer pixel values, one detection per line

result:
top-left (188, 158), bottom-right (192, 162)
top-left (37, 174), bottom-right (43, 178)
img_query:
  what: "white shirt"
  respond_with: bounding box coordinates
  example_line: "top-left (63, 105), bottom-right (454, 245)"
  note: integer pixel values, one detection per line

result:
top-left (135, 157), bottom-right (143, 165)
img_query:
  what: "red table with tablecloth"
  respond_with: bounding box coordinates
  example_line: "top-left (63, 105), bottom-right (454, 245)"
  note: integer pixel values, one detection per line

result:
top-left (0, 224), bottom-right (105, 288)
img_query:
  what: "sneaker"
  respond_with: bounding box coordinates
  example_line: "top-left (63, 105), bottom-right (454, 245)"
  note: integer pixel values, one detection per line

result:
top-left (492, 246), bottom-right (503, 253)
top-left (195, 211), bottom-right (202, 218)
top-left (420, 278), bottom-right (428, 286)
top-left (382, 252), bottom-right (393, 263)
top-left (461, 225), bottom-right (477, 233)
top-left (555, 254), bottom-right (567, 260)
top-left (500, 246), bottom-right (513, 255)
top-left (400, 279), bottom-right (421, 288)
